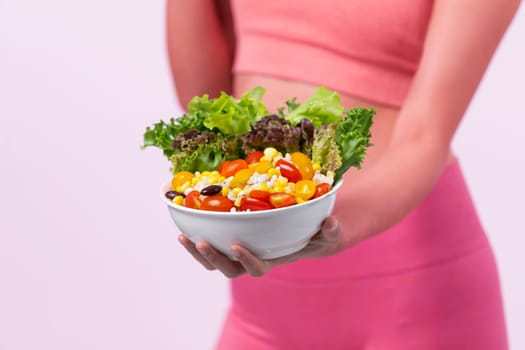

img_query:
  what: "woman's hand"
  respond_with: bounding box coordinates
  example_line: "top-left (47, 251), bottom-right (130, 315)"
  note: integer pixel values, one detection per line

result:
top-left (178, 216), bottom-right (342, 278)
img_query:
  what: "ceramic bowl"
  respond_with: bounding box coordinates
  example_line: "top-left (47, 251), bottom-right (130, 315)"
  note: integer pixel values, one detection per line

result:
top-left (161, 180), bottom-right (343, 260)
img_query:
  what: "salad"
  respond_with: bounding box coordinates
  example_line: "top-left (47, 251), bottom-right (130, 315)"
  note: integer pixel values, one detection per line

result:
top-left (142, 87), bottom-right (375, 212)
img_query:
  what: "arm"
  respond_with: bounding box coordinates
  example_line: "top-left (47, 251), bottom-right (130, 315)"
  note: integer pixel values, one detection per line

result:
top-left (178, 0), bottom-right (521, 277)
top-left (166, 0), bottom-right (235, 107)
top-left (337, 0), bottom-right (521, 248)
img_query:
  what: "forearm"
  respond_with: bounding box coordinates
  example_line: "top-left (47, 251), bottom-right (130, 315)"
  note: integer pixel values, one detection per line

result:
top-left (337, 132), bottom-right (450, 249)
top-left (337, 0), bottom-right (521, 250)
top-left (166, 0), bottom-right (234, 106)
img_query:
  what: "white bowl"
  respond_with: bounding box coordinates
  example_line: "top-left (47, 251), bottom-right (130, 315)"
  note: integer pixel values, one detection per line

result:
top-left (160, 180), bottom-right (343, 260)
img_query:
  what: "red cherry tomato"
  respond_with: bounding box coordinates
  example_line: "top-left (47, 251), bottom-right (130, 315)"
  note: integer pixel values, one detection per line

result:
top-left (312, 183), bottom-right (331, 199)
top-left (276, 159), bottom-right (302, 183)
top-left (218, 160), bottom-right (231, 174)
top-left (245, 151), bottom-right (264, 164)
top-left (248, 190), bottom-right (271, 203)
top-left (220, 159), bottom-right (249, 178)
top-left (200, 195), bottom-right (235, 212)
top-left (240, 197), bottom-right (273, 211)
top-left (184, 190), bottom-right (201, 209)
top-left (268, 192), bottom-right (296, 208)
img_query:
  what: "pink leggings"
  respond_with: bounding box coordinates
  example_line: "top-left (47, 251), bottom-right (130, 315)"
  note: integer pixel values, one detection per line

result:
top-left (216, 160), bottom-right (508, 349)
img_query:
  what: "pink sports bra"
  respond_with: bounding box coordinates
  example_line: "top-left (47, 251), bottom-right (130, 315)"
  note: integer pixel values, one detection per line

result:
top-left (231, 0), bottom-right (433, 107)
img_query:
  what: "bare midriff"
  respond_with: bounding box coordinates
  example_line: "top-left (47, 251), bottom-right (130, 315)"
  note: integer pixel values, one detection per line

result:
top-left (234, 74), bottom-right (455, 181)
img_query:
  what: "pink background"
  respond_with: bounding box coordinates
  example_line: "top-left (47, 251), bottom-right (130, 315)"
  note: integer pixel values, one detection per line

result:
top-left (1, 1), bottom-right (524, 349)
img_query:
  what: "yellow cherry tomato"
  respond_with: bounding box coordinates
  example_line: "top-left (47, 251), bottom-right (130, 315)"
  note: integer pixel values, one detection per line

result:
top-left (294, 180), bottom-right (317, 200)
top-left (291, 152), bottom-right (314, 180)
top-left (171, 171), bottom-right (194, 189)
top-left (252, 160), bottom-right (273, 174)
top-left (230, 168), bottom-right (254, 188)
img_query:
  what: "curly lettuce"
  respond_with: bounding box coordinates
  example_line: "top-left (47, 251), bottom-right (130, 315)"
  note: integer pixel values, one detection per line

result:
top-left (284, 86), bottom-right (344, 128)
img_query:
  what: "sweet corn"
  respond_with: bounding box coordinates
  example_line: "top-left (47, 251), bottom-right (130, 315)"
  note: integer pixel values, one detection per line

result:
top-left (191, 177), bottom-right (200, 185)
top-left (267, 167), bottom-right (279, 177)
top-left (273, 185), bottom-right (283, 193)
top-left (201, 171), bottom-right (211, 177)
top-left (264, 147), bottom-right (279, 159)
top-left (276, 176), bottom-right (288, 187)
top-left (232, 188), bottom-right (243, 196)
top-left (173, 195), bottom-right (184, 205)
top-left (180, 181), bottom-right (192, 192)
top-left (312, 162), bottom-right (321, 171)
top-left (221, 187), bottom-right (229, 196)
top-left (234, 197), bottom-right (243, 207)
top-left (258, 183), bottom-right (270, 191)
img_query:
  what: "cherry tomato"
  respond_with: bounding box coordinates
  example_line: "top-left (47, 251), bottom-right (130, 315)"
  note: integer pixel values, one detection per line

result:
top-left (171, 171), bottom-right (194, 189)
top-left (268, 192), bottom-right (296, 208)
top-left (184, 190), bottom-right (201, 209)
top-left (312, 183), bottom-right (331, 199)
top-left (246, 151), bottom-right (264, 164)
top-left (295, 180), bottom-right (317, 200)
top-left (248, 190), bottom-right (271, 203)
top-left (251, 160), bottom-right (272, 174)
top-left (290, 152), bottom-right (314, 180)
top-left (200, 195), bottom-right (235, 212)
top-left (218, 160), bottom-right (231, 174)
top-left (276, 159), bottom-right (302, 183)
top-left (230, 168), bottom-right (253, 188)
top-left (240, 197), bottom-right (273, 211)
top-left (220, 159), bottom-right (248, 178)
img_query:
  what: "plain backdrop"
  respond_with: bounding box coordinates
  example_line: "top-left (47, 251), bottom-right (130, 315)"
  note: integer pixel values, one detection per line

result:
top-left (0, 1), bottom-right (523, 349)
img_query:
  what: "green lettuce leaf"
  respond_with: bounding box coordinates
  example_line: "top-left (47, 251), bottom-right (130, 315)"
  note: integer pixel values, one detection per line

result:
top-left (311, 123), bottom-right (342, 172)
top-left (170, 143), bottom-right (226, 173)
top-left (284, 87), bottom-right (344, 128)
top-left (199, 87), bottom-right (268, 135)
top-left (334, 107), bottom-right (375, 181)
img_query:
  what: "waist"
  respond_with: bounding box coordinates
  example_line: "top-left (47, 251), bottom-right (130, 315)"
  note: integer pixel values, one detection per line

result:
top-left (264, 158), bottom-right (488, 281)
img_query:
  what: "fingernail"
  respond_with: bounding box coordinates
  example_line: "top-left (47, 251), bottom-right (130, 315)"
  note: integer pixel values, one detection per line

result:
top-left (231, 248), bottom-right (241, 258)
top-left (196, 245), bottom-right (209, 256)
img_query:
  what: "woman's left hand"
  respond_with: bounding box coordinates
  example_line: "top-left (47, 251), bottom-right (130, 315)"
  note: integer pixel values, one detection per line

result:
top-left (178, 216), bottom-right (342, 278)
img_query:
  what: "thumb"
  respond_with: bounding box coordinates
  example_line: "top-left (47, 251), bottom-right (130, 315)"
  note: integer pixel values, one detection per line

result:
top-left (321, 216), bottom-right (339, 239)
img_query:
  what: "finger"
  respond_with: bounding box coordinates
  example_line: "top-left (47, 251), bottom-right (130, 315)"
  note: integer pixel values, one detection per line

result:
top-left (197, 241), bottom-right (245, 278)
top-left (320, 216), bottom-right (340, 242)
top-left (178, 235), bottom-right (216, 271)
top-left (231, 245), bottom-right (268, 277)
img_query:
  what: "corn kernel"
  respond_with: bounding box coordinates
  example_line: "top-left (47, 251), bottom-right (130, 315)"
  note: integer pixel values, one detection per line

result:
top-left (258, 183), bottom-right (269, 192)
top-left (327, 171), bottom-right (335, 179)
top-left (175, 186), bottom-right (182, 193)
top-left (267, 168), bottom-right (279, 177)
top-left (264, 147), bottom-right (278, 159)
top-left (191, 177), bottom-right (200, 185)
top-left (218, 176), bottom-right (226, 183)
top-left (173, 195), bottom-right (184, 205)
top-left (285, 183), bottom-right (295, 193)
top-left (232, 188), bottom-right (243, 196)
top-left (221, 187), bottom-right (229, 196)
top-left (234, 197), bottom-right (243, 207)
top-left (276, 176), bottom-right (288, 187)
top-left (312, 162), bottom-right (321, 171)
top-left (273, 185), bottom-right (283, 193)
top-left (180, 181), bottom-right (192, 192)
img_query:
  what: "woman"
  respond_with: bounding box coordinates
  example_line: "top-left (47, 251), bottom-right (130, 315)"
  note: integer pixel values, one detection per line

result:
top-left (166, 0), bottom-right (519, 348)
